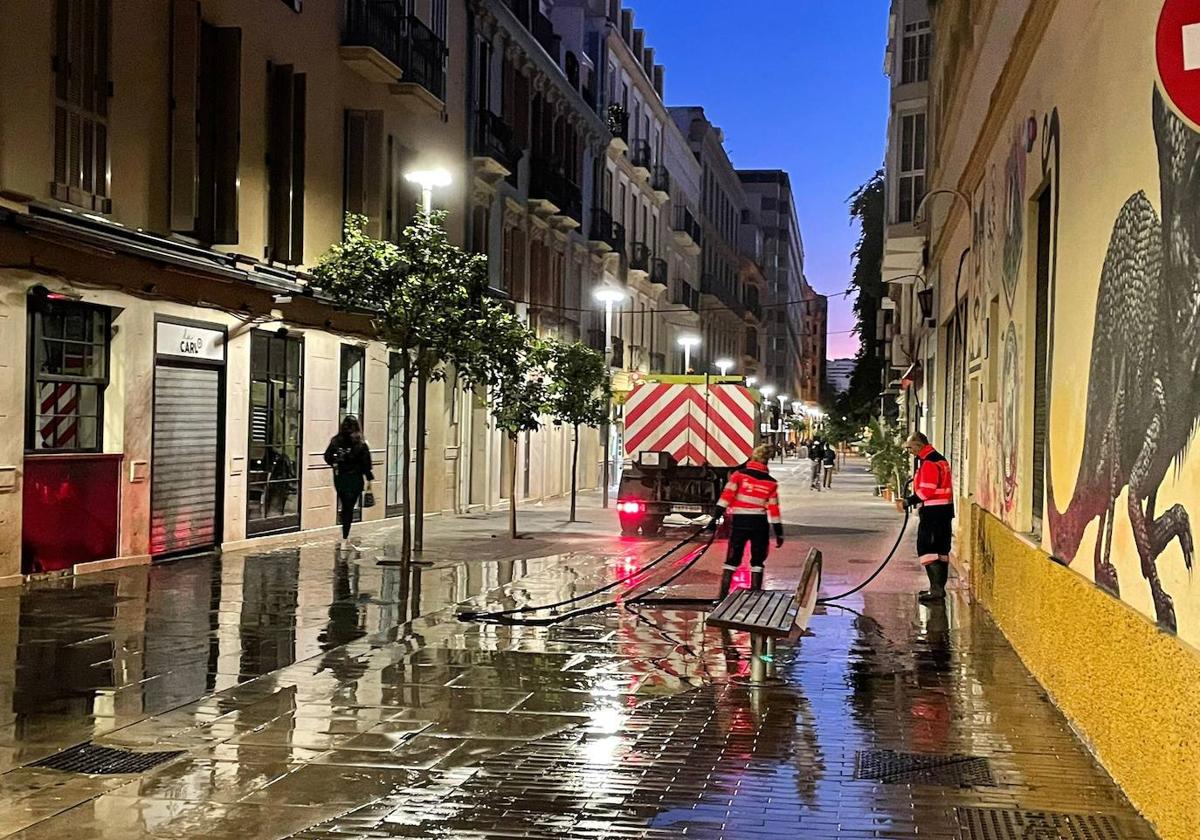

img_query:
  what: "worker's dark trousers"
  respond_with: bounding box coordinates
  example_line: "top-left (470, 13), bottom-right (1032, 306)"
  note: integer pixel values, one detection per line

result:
top-left (719, 516), bottom-right (770, 597)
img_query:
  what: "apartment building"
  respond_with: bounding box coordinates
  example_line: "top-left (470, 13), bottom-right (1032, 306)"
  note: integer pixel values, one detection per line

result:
top-left (0, 0), bottom-right (468, 577)
top-left (738, 170), bottom-right (825, 402)
top-left (913, 2), bottom-right (1200, 837)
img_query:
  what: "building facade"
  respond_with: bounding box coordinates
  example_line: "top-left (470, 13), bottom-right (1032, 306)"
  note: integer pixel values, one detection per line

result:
top-left (895, 2), bottom-right (1200, 837)
top-left (738, 170), bottom-right (825, 402)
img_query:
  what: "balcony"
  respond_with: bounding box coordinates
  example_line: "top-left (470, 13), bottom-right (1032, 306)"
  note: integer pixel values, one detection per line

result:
top-left (343, 2), bottom-right (446, 104)
top-left (529, 156), bottom-right (582, 226)
top-left (650, 165), bottom-right (670, 201)
top-left (628, 242), bottom-right (651, 278)
top-left (607, 105), bottom-right (629, 151)
top-left (671, 281), bottom-right (700, 313)
top-left (649, 257), bottom-right (668, 287)
top-left (672, 206), bottom-right (702, 253)
top-left (473, 110), bottom-right (522, 179)
top-left (588, 207), bottom-right (624, 253)
top-left (628, 139), bottom-right (652, 177)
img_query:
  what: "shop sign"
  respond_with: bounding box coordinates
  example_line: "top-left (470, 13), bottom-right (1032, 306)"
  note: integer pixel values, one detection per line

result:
top-left (156, 321), bottom-right (225, 362)
top-left (1158, 0), bottom-right (1200, 127)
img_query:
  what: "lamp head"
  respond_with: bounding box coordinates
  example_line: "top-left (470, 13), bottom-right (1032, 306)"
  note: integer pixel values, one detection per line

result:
top-left (593, 287), bottom-right (627, 305)
top-left (676, 334), bottom-right (700, 349)
top-left (404, 169), bottom-right (453, 189)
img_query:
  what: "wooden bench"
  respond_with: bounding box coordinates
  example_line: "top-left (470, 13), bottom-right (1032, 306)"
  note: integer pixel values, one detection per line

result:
top-left (706, 548), bottom-right (823, 685)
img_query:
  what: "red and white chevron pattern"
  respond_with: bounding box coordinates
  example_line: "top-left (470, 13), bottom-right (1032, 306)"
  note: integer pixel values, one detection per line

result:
top-left (623, 383), bottom-right (757, 467)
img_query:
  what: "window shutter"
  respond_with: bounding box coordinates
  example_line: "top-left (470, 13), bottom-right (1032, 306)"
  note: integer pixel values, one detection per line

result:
top-left (290, 72), bottom-right (306, 264)
top-left (1031, 187), bottom-right (1053, 532)
top-left (170, 0), bottom-right (200, 232)
top-left (344, 109), bottom-right (367, 221)
top-left (209, 25), bottom-right (241, 244)
top-left (267, 62), bottom-right (295, 262)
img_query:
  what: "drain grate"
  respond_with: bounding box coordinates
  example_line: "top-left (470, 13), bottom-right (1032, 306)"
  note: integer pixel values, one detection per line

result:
top-left (855, 749), bottom-right (995, 786)
top-left (30, 742), bottom-right (185, 775)
top-left (957, 808), bottom-right (1124, 840)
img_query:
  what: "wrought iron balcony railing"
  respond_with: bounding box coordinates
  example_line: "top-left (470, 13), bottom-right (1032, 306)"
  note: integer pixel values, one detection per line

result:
top-left (628, 139), bottom-right (652, 170)
top-left (649, 257), bottom-right (668, 286)
top-left (589, 208), bottom-right (624, 251)
top-left (474, 110), bottom-right (522, 173)
top-left (629, 242), bottom-right (651, 273)
top-left (343, 1), bottom-right (446, 98)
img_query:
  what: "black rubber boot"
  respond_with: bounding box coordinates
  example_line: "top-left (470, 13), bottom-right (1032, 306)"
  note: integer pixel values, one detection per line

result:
top-left (717, 569), bottom-right (735, 601)
top-left (750, 568), bottom-right (763, 590)
top-left (919, 562), bottom-right (947, 603)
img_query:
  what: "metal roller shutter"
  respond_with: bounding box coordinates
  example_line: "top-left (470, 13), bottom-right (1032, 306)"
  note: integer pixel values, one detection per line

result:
top-left (151, 365), bottom-right (220, 555)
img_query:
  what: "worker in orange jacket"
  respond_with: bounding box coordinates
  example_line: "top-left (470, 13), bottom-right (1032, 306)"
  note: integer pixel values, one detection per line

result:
top-left (710, 444), bottom-right (784, 599)
top-left (904, 431), bottom-right (955, 603)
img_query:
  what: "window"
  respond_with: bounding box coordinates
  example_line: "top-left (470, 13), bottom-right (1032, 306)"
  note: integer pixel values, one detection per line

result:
top-left (476, 38), bottom-right (492, 112)
top-left (53, 0), bottom-right (112, 212)
top-left (901, 21), bottom-right (931, 85)
top-left (343, 110), bottom-right (383, 234)
top-left (247, 331), bottom-right (303, 536)
top-left (339, 345), bottom-right (365, 423)
top-left (170, 4), bottom-right (241, 243)
top-left (27, 296), bottom-right (110, 452)
top-left (267, 62), bottom-right (306, 264)
top-left (760, 197), bottom-right (778, 212)
top-left (897, 112), bottom-right (927, 223)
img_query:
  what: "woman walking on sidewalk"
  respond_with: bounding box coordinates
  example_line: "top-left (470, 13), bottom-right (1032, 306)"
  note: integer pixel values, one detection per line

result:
top-left (324, 415), bottom-right (375, 549)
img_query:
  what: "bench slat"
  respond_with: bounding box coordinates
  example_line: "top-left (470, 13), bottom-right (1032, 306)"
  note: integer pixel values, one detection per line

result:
top-left (707, 589), bottom-right (797, 637)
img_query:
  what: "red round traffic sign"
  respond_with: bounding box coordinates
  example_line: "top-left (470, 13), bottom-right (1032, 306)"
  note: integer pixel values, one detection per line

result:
top-left (1157, 0), bottom-right (1200, 127)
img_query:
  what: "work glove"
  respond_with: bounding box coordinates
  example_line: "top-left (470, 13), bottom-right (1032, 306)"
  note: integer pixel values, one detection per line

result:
top-left (905, 494), bottom-right (921, 510)
top-left (773, 524), bottom-right (784, 549)
top-left (706, 509), bottom-right (723, 532)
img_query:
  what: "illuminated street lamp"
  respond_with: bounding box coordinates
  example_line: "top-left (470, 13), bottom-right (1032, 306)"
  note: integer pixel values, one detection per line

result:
top-left (404, 168), bottom-right (453, 216)
top-left (715, 358), bottom-right (733, 377)
top-left (677, 334), bottom-right (700, 373)
top-left (592, 286), bottom-right (628, 510)
top-left (746, 376), bottom-right (758, 388)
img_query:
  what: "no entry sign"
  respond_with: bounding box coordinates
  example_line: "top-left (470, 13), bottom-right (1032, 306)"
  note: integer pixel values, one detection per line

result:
top-left (1157, 0), bottom-right (1200, 126)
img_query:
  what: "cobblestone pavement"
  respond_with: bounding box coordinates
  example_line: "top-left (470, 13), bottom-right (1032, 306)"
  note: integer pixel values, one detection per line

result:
top-left (0, 459), bottom-right (1159, 838)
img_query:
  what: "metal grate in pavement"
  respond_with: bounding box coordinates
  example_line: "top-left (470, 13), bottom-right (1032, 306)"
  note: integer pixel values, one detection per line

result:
top-left (30, 742), bottom-right (185, 775)
top-left (957, 808), bottom-right (1124, 840)
top-left (855, 749), bottom-right (995, 786)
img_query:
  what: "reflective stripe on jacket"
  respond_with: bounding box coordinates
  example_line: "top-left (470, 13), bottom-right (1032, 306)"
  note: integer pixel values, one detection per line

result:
top-left (718, 460), bottom-right (782, 524)
top-left (914, 445), bottom-right (953, 506)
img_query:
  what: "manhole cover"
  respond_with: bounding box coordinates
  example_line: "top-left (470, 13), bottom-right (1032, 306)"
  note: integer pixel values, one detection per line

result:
top-left (855, 749), bottom-right (995, 786)
top-left (956, 808), bottom-right (1124, 840)
top-left (30, 742), bottom-right (184, 775)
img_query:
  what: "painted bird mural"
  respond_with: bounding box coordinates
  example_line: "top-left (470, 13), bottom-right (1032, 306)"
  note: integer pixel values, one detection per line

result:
top-left (1047, 88), bottom-right (1200, 633)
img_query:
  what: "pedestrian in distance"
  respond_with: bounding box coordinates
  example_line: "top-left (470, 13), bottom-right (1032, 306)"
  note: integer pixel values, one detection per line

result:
top-left (709, 444), bottom-right (784, 599)
top-left (324, 415), bottom-right (375, 550)
top-left (904, 431), bottom-right (955, 603)
top-left (809, 438), bottom-right (824, 491)
top-left (822, 445), bottom-right (837, 488)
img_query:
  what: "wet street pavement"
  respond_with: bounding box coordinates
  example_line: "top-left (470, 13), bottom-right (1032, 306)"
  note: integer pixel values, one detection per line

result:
top-left (0, 459), bottom-right (1159, 838)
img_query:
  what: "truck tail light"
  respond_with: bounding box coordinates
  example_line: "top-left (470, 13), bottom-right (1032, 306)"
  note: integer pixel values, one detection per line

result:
top-left (617, 500), bottom-right (644, 515)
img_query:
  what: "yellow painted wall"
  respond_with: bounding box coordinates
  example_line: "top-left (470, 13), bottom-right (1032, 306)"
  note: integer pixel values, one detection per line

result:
top-left (971, 507), bottom-right (1200, 840)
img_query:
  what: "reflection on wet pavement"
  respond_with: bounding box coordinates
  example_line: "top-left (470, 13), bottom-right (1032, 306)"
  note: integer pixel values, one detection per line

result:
top-left (0, 464), bottom-right (1162, 839)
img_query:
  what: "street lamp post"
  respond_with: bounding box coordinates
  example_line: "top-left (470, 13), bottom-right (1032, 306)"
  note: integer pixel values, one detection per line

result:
top-left (405, 168), bottom-right (453, 216)
top-left (777, 395), bottom-right (789, 460)
top-left (403, 168), bottom-right (452, 555)
top-left (677, 334), bottom-right (700, 374)
top-left (715, 358), bottom-right (733, 377)
top-left (593, 287), bottom-right (627, 509)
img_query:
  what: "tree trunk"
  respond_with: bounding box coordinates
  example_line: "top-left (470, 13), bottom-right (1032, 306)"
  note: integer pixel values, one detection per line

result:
top-left (569, 424), bottom-right (580, 522)
top-left (508, 435), bottom-right (518, 539)
top-left (399, 358), bottom-right (413, 565)
top-left (414, 365), bottom-right (428, 552)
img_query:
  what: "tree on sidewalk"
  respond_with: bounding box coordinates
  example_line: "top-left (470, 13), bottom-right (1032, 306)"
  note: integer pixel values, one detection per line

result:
top-left (545, 340), bottom-right (610, 522)
top-left (476, 318), bottom-right (549, 539)
top-left (842, 171), bottom-right (886, 427)
top-left (312, 212), bottom-right (488, 564)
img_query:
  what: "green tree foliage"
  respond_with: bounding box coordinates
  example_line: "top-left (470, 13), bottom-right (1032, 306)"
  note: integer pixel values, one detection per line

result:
top-left (312, 212), bottom-right (489, 562)
top-left (864, 418), bottom-right (911, 498)
top-left (838, 171), bottom-right (887, 426)
top-left (545, 341), bottom-right (611, 522)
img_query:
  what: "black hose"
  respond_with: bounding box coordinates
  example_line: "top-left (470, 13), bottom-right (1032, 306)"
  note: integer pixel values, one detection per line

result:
top-left (816, 505), bottom-right (910, 604)
top-left (458, 525), bottom-right (714, 624)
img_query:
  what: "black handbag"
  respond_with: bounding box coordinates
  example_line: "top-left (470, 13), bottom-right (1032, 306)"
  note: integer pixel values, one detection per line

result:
top-left (363, 489), bottom-right (376, 509)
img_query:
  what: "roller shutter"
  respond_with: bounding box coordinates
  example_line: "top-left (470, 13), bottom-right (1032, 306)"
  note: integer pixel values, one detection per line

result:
top-left (151, 364), bottom-right (220, 555)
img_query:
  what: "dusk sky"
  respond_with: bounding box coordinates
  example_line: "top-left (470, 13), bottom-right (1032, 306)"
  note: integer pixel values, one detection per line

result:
top-left (632, 0), bottom-right (891, 359)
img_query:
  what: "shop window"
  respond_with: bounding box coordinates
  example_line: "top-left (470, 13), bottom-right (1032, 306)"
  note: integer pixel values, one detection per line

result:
top-left (339, 344), bottom-right (365, 423)
top-left (26, 295), bottom-right (110, 452)
top-left (247, 330), bottom-right (303, 536)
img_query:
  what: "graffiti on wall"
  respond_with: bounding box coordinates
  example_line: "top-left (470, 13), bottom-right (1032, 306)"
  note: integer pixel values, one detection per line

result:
top-left (1000, 323), bottom-right (1019, 513)
top-left (1045, 87), bottom-right (1200, 634)
top-left (1001, 124), bottom-right (1027, 311)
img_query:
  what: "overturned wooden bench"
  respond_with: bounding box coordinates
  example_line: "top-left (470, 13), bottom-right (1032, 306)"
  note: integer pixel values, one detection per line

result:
top-left (706, 548), bottom-right (823, 686)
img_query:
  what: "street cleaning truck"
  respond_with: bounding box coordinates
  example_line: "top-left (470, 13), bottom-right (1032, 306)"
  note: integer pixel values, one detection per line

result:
top-left (616, 375), bottom-right (763, 536)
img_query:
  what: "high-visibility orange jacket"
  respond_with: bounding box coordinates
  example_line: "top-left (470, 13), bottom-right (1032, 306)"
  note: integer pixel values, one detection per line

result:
top-left (717, 460), bottom-right (783, 533)
top-left (912, 445), bottom-right (953, 507)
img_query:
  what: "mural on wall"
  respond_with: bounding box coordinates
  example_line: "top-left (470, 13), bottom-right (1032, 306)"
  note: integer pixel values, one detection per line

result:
top-left (1045, 88), bottom-right (1200, 633)
top-left (1000, 323), bottom-right (1020, 513)
top-left (1001, 123), bottom-right (1027, 312)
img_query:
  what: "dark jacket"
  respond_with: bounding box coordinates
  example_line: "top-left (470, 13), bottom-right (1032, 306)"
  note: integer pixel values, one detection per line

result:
top-left (822, 448), bottom-right (836, 467)
top-left (324, 435), bottom-right (375, 496)
top-left (809, 441), bottom-right (825, 461)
